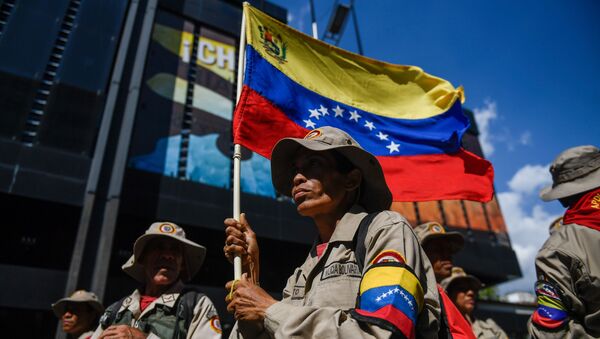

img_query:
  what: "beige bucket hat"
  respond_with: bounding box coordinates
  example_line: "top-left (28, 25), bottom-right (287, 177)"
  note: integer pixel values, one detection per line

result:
top-left (413, 221), bottom-right (464, 253)
top-left (270, 126), bottom-right (392, 212)
top-left (122, 222), bottom-right (206, 283)
top-left (540, 145), bottom-right (600, 201)
top-left (440, 267), bottom-right (483, 292)
top-left (51, 290), bottom-right (104, 318)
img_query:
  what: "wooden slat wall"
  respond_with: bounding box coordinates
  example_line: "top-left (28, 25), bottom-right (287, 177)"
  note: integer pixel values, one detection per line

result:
top-left (416, 201), bottom-right (443, 225)
top-left (484, 196), bottom-right (508, 233)
top-left (391, 202), bottom-right (417, 226)
top-left (391, 197), bottom-right (509, 236)
top-left (441, 200), bottom-right (468, 228)
top-left (464, 200), bottom-right (489, 231)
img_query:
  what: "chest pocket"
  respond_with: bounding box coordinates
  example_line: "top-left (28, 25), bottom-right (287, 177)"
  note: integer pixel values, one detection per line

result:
top-left (144, 306), bottom-right (181, 339)
top-left (308, 260), bottom-right (361, 308)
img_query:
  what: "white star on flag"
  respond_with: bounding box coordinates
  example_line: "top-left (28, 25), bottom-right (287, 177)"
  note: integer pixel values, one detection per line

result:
top-left (376, 131), bottom-right (388, 141)
top-left (386, 141), bottom-right (400, 153)
top-left (318, 105), bottom-right (329, 116)
top-left (375, 296), bottom-right (381, 302)
top-left (304, 119), bottom-right (316, 129)
top-left (364, 121), bottom-right (375, 131)
top-left (332, 105), bottom-right (344, 117)
top-left (349, 110), bottom-right (361, 122)
top-left (309, 109), bottom-right (321, 120)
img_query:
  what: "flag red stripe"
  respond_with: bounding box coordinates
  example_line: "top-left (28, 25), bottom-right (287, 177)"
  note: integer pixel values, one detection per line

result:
top-left (355, 305), bottom-right (416, 339)
top-left (378, 150), bottom-right (494, 202)
top-left (532, 310), bottom-right (565, 329)
top-left (234, 85), bottom-right (308, 158)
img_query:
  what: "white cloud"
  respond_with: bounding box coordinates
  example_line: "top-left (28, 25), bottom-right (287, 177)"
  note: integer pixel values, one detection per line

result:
top-left (507, 164), bottom-right (552, 194)
top-left (472, 101), bottom-right (533, 156)
top-left (519, 131), bottom-right (532, 146)
top-left (473, 100), bottom-right (498, 156)
top-left (496, 164), bottom-right (561, 295)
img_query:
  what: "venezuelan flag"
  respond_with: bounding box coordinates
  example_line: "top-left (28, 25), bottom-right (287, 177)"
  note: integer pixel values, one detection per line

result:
top-left (233, 4), bottom-right (494, 202)
top-left (351, 264), bottom-right (424, 339)
top-left (531, 281), bottom-right (568, 329)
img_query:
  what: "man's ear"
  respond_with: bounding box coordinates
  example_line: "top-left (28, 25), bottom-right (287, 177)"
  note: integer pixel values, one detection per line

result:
top-left (345, 169), bottom-right (362, 191)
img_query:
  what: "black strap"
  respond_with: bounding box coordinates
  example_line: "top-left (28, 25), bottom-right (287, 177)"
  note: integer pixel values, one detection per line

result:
top-left (437, 294), bottom-right (453, 338)
top-left (353, 212), bottom-right (379, 272)
top-left (172, 286), bottom-right (205, 339)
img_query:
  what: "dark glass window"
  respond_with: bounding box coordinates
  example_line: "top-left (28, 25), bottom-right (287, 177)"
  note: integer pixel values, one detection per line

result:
top-left (128, 9), bottom-right (276, 197)
top-left (38, 0), bottom-right (128, 154)
top-left (0, 0), bottom-right (70, 138)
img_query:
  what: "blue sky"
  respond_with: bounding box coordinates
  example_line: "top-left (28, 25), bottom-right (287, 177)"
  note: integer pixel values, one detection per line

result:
top-left (269, 0), bottom-right (600, 294)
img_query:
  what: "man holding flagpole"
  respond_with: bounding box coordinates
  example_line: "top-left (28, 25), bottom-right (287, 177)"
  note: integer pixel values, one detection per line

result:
top-left (224, 126), bottom-right (440, 338)
top-left (222, 3), bottom-right (496, 338)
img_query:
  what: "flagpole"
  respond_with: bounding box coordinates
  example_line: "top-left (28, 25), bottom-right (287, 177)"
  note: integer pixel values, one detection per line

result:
top-left (309, 0), bottom-right (319, 38)
top-left (232, 3), bottom-right (247, 281)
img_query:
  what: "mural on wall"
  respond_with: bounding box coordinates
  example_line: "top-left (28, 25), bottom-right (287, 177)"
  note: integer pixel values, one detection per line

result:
top-left (128, 10), bottom-right (275, 197)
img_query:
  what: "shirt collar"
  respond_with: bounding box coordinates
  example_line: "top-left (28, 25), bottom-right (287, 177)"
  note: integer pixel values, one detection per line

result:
top-left (328, 204), bottom-right (367, 242)
top-left (152, 280), bottom-right (184, 308)
top-left (308, 205), bottom-right (367, 258)
top-left (120, 280), bottom-right (184, 317)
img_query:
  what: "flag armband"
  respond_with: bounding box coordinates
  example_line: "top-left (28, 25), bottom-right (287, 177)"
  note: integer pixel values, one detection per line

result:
top-left (531, 279), bottom-right (570, 330)
top-left (350, 260), bottom-right (424, 339)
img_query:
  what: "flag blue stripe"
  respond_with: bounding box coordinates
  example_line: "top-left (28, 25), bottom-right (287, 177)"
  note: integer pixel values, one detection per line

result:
top-left (244, 46), bottom-right (469, 156)
top-left (359, 284), bottom-right (418, 323)
top-left (536, 305), bottom-right (568, 321)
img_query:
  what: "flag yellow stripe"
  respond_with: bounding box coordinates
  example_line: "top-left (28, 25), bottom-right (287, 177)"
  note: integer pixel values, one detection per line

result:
top-left (244, 4), bottom-right (463, 120)
top-left (538, 296), bottom-right (564, 310)
top-left (360, 265), bottom-right (424, 310)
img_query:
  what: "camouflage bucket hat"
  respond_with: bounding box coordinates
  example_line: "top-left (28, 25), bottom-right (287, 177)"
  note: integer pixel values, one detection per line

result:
top-left (122, 222), bottom-right (206, 283)
top-left (51, 290), bottom-right (104, 318)
top-left (270, 126), bottom-right (392, 212)
top-left (440, 267), bottom-right (483, 292)
top-left (413, 222), bottom-right (464, 253)
top-left (540, 145), bottom-right (600, 201)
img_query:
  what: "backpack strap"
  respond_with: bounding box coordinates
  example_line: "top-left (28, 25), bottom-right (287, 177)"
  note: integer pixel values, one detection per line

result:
top-left (99, 297), bottom-right (127, 329)
top-left (353, 212), bottom-right (380, 272)
top-left (172, 286), bottom-right (206, 339)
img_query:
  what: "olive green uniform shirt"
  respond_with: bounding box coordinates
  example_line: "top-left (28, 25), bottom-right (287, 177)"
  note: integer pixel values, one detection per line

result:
top-left (230, 206), bottom-right (440, 339)
top-left (528, 223), bottom-right (600, 338)
top-left (92, 281), bottom-right (222, 339)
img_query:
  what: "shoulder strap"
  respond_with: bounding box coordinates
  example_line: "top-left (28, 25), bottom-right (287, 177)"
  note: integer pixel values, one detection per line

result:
top-left (353, 212), bottom-right (379, 272)
top-left (99, 297), bottom-right (127, 329)
top-left (172, 286), bottom-right (205, 339)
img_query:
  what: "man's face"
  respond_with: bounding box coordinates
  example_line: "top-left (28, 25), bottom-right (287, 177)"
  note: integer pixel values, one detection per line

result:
top-left (448, 281), bottom-right (477, 315)
top-left (142, 238), bottom-right (184, 287)
top-left (61, 303), bottom-right (94, 335)
top-left (423, 238), bottom-right (454, 282)
top-left (290, 149), bottom-right (355, 218)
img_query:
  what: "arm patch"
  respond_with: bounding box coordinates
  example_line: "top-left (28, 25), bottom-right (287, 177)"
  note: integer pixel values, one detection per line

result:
top-left (531, 280), bottom-right (569, 330)
top-left (350, 262), bottom-right (423, 339)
